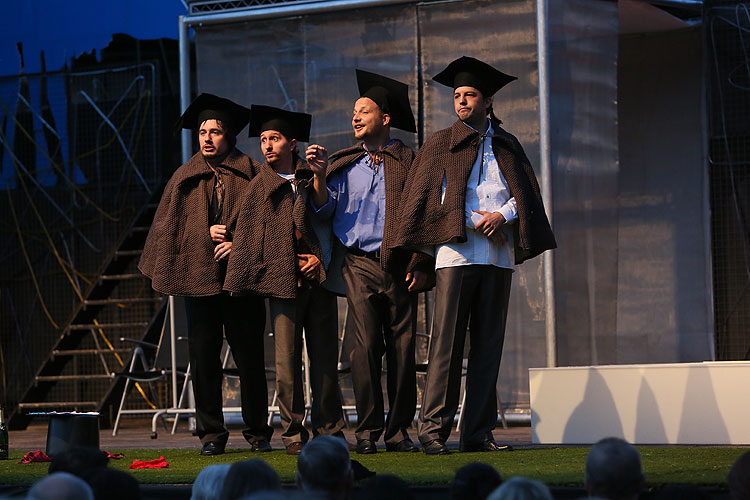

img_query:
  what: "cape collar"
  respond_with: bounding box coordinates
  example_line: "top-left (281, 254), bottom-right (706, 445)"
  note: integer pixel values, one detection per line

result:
top-left (177, 148), bottom-right (254, 183)
top-left (449, 118), bottom-right (516, 152)
top-left (328, 139), bottom-right (409, 179)
top-left (259, 158), bottom-right (308, 199)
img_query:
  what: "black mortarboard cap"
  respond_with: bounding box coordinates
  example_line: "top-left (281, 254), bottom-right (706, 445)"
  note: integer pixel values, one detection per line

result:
top-left (247, 105), bottom-right (312, 142)
top-left (356, 69), bottom-right (417, 133)
top-left (175, 93), bottom-right (250, 136)
top-left (432, 56), bottom-right (517, 97)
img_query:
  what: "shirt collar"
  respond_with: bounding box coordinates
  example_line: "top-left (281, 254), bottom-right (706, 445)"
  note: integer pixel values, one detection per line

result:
top-left (461, 118), bottom-right (493, 136)
top-left (361, 139), bottom-right (395, 152)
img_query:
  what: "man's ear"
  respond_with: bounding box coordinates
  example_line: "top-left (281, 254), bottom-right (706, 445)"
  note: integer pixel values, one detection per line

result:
top-left (485, 96), bottom-right (494, 114)
top-left (382, 112), bottom-right (391, 127)
top-left (289, 138), bottom-right (297, 151)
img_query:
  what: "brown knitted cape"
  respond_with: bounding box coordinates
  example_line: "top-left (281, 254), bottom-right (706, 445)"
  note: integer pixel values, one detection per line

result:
top-left (223, 160), bottom-right (325, 299)
top-left (393, 119), bottom-right (556, 265)
top-left (138, 148), bottom-right (258, 296)
top-left (326, 139), bottom-right (434, 279)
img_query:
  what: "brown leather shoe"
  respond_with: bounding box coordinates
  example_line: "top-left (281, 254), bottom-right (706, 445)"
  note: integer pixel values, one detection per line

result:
top-left (286, 442), bottom-right (304, 455)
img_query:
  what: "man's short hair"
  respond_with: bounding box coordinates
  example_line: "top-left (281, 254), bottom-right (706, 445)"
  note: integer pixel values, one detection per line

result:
top-left (27, 472), bottom-right (94, 500)
top-left (220, 459), bottom-right (281, 500)
top-left (200, 118), bottom-right (237, 148)
top-left (192, 464), bottom-right (231, 500)
top-left (296, 435), bottom-right (352, 494)
top-left (451, 462), bottom-right (503, 500)
top-left (486, 477), bottom-right (553, 500)
top-left (585, 437), bottom-right (644, 500)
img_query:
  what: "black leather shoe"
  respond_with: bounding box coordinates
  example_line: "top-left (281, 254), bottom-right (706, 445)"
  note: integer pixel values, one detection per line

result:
top-left (355, 439), bottom-right (377, 454)
top-left (385, 439), bottom-right (420, 452)
top-left (461, 439), bottom-right (514, 452)
top-left (200, 441), bottom-right (225, 456)
top-left (421, 439), bottom-right (451, 455)
top-left (250, 439), bottom-right (272, 452)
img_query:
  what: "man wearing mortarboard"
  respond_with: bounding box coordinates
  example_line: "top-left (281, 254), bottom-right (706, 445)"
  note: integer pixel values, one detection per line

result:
top-left (224, 105), bottom-right (346, 455)
top-left (139, 93), bottom-right (273, 455)
top-left (305, 70), bottom-right (434, 455)
top-left (393, 56), bottom-right (557, 455)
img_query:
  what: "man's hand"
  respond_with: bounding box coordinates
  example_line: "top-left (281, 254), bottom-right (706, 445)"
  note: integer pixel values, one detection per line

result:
top-left (405, 271), bottom-right (429, 292)
top-left (305, 145), bottom-right (329, 177)
top-left (297, 253), bottom-right (321, 281)
top-left (210, 224), bottom-right (228, 243)
top-left (306, 144), bottom-right (330, 208)
top-left (214, 241), bottom-right (232, 261)
top-left (473, 210), bottom-right (508, 246)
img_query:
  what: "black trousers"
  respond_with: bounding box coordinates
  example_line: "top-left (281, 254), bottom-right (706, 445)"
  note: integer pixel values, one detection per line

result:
top-left (342, 252), bottom-right (417, 444)
top-left (269, 287), bottom-right (345, 447)
top-left (417, 265), bottom-right (512, 448)
top-left (184, 294), bottom-right (272, 446)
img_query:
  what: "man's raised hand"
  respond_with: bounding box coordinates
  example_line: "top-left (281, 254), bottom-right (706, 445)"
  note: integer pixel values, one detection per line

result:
top-left (305, 144), bottom-right (329, 177)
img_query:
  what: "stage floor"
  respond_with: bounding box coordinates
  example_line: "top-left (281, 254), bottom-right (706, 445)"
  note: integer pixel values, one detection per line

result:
top-left (11, 417), bottom-right (534, 452)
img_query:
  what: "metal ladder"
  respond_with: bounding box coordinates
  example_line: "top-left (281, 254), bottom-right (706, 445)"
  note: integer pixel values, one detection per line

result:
top-left (9, 193), bottom-right (165, 430)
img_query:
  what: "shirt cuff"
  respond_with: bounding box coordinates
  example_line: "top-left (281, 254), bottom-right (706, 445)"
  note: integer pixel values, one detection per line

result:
top-left (415, 245), bottom-right (435, 257)
top-left (312, 189), bottom-right (335, 217)
top-left (498, 202), bottom-right (517, 223)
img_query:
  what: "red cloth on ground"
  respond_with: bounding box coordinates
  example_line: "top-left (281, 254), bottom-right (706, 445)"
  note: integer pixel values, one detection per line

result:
top-left (129, 456), bottom-right (169, 469)
top-left (103, 451), bottom-right (125, 460)
top-left (17, 450), bottom-right (52, 463)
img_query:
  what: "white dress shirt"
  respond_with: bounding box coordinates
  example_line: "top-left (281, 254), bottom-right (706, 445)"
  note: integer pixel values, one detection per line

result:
top-left (278, 172), bottom-right (297, 196)
top-left (435, 120), bottom-right (517, 271)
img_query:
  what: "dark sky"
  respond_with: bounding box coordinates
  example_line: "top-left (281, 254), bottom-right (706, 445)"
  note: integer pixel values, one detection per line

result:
top-left (0, 0), bottom-right (186, 76)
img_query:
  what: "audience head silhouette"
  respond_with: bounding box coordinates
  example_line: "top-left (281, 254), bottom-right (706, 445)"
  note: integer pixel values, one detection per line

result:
top-left (296, 435), bottom-right (353, 500)
top-left (585, 437), bottom-right (644, 500)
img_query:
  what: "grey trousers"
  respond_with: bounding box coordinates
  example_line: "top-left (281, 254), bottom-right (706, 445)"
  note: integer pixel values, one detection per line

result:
top-left (343, 252), bottom-right (417, 444)
top-left (417, 265), bottom-right (512, 448)
top-left (270, 287), bottom-right (345, 447)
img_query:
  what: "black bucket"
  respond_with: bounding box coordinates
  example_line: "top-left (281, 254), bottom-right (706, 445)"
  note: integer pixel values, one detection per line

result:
top-left (45, 413), bottom-right (100, 457)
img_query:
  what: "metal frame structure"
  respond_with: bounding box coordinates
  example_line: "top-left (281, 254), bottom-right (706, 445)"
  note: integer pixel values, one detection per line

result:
top-left (177, 0), bottom-right (559, 370)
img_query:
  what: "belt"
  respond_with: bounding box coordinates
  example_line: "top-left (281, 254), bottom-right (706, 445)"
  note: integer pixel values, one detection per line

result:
top-left (348, 247), bottom-right (381, 261)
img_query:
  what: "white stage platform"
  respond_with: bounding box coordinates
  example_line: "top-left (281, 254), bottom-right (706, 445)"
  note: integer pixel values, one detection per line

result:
top-left (529, 361), bottom-right (750, 445)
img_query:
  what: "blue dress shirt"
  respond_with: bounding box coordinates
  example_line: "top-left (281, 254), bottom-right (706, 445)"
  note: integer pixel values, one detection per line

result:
top-left (313, 145), bottom-right (387, 253)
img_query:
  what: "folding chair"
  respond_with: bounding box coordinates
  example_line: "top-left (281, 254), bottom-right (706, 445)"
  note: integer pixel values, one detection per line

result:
top-left (112, 300), bottom-right (187, 435)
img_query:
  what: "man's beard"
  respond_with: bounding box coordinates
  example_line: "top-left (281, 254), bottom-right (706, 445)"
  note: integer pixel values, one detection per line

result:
top-left (202, 147), bottom-right (230, 162)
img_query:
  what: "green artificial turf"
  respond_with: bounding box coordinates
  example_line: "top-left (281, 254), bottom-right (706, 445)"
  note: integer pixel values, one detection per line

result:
top-left (0, 447), bottom-right (745, 487)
